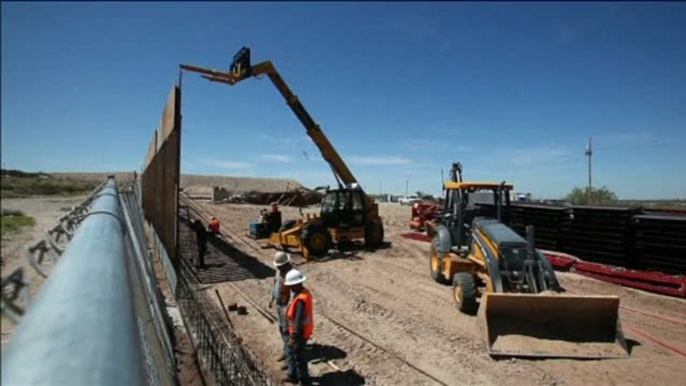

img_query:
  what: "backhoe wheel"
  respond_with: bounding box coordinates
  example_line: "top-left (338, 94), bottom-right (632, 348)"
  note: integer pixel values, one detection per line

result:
top-left (429, 238), bottom-right (448, 284)
top-left (364, 220), bottom-right (384, 246)
top-left (302, 225), bottom-right (332, 258)
top-left (453, 272), bottom-right (478, 315)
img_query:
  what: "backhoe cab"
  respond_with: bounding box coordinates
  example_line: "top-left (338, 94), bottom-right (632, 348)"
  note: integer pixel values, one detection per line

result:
top-left (181, 47), bottom-right (384, 261)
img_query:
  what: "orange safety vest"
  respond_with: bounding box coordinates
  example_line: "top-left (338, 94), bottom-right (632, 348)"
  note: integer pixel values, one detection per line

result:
top-left (286, 288), bottom-right (314, 339)
top-left (208, 219), bottom-right (220, 233)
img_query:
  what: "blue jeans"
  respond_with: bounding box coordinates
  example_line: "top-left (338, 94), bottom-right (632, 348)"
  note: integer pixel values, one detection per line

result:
top-left (276, 305), bottom-right (288, 356)
top-left (287, 338), bottom-right (310, 384)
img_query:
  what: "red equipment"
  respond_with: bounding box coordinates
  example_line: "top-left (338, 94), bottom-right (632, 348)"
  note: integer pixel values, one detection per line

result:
top-left (409, 201), bottom-right (440, 233)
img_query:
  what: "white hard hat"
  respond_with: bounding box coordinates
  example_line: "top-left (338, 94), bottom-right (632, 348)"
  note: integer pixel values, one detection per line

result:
top-left (273, 251), bottom-right (290, 267)
top-left (284, 269), bottom-right (306, 286)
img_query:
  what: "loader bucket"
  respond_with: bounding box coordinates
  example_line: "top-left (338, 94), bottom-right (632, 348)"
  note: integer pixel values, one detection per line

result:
top-left (480, 293), bottom-right (629, 359)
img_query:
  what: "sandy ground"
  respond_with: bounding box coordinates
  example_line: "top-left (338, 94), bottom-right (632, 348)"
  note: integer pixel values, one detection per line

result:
top-left (187, 200), bottom-right (686, 386)
top-left (0, 196), bottom-right (86, 346)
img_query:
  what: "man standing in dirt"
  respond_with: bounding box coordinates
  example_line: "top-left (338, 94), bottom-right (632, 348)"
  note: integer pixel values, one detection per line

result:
top-left (192, 219), bottom-right (207, 269)
top-left (283, 269), bottom-right (313, 385)
top-left (268, 251), bottom-right (293, 369)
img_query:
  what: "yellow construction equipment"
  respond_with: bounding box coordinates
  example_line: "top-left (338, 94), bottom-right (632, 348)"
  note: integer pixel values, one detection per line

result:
top-left (181, 47), bottom-right (384, 260)
top-left (430, 162), bottom-right (628, 358)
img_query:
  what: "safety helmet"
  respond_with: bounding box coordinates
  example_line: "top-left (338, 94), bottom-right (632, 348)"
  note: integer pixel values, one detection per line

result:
top-left (273, 251), bottom-right (291, 267)
top-left (284, 269), bottom-right (306, 286)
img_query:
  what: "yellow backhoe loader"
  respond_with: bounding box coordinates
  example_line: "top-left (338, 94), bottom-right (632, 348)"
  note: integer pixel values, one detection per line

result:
top-left (430, 162), bottom-right (628, 358)
top-left (181, 47), bottom-right (384, 260)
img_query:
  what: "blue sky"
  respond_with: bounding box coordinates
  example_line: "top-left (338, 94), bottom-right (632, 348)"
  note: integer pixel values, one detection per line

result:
top-left (2, 2), bottom-right (685, 199)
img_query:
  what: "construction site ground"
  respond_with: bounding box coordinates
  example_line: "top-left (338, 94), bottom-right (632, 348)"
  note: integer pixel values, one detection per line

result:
top-left (183, 200), bottom-right (686, 386)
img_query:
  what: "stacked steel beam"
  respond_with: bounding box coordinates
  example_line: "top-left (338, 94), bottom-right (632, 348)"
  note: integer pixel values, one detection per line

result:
top-left (562, 206), bottom-right (639, 266)
top-left (475, 203), bottom-right (568, 250)
top-left (510, 204), bottom-right (570, 250)
top-left (633, 214), bottom-right (686, 274)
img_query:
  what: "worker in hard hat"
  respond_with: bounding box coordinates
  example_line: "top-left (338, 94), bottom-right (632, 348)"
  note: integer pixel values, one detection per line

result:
top-left (268, 251), bottom-right (293, 368)
top-left (208, 216), bottom-right (220, 235)
top-left (283, 269), bottom-right (313, 385)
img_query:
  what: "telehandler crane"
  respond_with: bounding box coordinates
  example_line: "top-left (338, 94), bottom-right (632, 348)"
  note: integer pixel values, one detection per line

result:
top-left (181, 47), bottom-right (384, 260)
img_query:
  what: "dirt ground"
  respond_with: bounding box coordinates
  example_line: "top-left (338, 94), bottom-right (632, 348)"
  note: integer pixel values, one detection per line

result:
top-left (189, 200), bottom-right (686, 386)
top-left (0, 196), bottom-right (86, 346)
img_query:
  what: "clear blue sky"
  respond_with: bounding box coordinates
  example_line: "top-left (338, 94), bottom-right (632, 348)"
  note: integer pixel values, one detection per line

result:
top-left (2, 2), bottom-right (685, 199)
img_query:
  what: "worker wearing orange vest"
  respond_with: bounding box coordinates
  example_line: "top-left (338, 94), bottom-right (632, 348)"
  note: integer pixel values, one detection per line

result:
top-left (283, 269), bottom-right (313, 385)
top-left (208, 216), bottom-right (220, 234)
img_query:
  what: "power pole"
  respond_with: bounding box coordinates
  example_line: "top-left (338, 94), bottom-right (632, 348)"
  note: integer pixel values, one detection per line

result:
top-left (405, 180), bottom-right (409, 197)
top-left (585, 137), bottom-right (593, 204)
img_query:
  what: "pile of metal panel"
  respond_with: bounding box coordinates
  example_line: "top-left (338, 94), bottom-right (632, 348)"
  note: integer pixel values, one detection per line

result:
top-left (633, 214), bottom-right (686, 274)
top-left (562, 206), bottom-right (639, 266)
top-left (475, 203), bottom-right (511, 225)
top-left (510, 204), bottom-right (570, 250)
top-left (474, 204), bottom-right (569, 250)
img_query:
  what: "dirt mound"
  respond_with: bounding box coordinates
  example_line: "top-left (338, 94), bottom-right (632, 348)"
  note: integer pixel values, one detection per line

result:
top-left (180, 174), bottom-right (302, 192)
top-left (50, 172), bottom-right (136, 182)
top-left (182, 185), bottom-right (213, 199)
top-left (43, 172), bottom-right (304, 193)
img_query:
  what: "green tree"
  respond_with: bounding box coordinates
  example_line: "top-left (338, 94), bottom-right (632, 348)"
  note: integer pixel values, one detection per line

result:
top-left (566, 186), bottom-right (618, 205)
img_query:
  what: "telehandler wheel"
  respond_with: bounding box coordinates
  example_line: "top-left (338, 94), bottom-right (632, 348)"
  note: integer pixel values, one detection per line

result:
top-left (453, 272), bottom-right (478, 315)
top-left (429, 238), bottom-right (449, 284)
top-left (364, 220), bottom-right (384, 246)
top-left (302, 225), bottom-right (332, 258)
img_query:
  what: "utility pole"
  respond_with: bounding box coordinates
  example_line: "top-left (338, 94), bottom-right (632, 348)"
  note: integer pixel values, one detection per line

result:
top-left (585, 137), bottom-right (593, 204)
top-left (405, 180), bottom-right (409, 197)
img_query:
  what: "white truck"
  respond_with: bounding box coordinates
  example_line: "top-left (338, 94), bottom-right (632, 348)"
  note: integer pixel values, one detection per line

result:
top-left (398, 195), bottom-right (420, 206)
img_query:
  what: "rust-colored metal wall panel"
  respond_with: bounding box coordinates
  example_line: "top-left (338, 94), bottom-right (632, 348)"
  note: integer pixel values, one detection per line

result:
top-left (141, 85), bottom-right (181, 266)
top-left (144, 130), bottom-right (158, 170)
top-left (160, 86), bottom-right (177, 141)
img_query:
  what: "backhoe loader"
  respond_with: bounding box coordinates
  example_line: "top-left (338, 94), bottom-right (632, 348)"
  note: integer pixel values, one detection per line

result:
top-left (181, 47), bottom-right (384, 260)
top-left (430, 162), bottom-right (628, 358)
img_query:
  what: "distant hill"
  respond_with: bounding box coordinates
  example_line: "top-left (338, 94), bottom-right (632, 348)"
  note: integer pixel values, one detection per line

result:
top-left (23, 171), bottom-right (303, 193)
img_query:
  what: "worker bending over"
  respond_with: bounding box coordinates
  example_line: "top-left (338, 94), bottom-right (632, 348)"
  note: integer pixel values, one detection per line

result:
top-left (283, 269), bottom-right (313, 385)
top-left (268, 252), bottom-right (293, 369)
top-left (208, 216), bottom-right (221, 235)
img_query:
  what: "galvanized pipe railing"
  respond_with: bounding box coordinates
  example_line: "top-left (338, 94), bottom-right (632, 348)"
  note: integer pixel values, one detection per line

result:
top-left (1, 177), bottom-right (146, 386)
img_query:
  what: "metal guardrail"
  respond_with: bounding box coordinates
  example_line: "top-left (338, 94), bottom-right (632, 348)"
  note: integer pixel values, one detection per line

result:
top-left (1, 177), bottom-right (147, 386)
